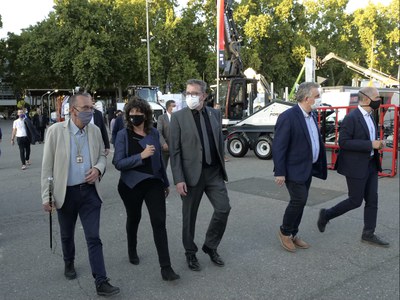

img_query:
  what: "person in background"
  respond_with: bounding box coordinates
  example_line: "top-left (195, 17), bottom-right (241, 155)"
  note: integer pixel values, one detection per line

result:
top-left (110, 110), bottom-right (122, 139)
top-left (169, 79), bottom-right (231, 272)
top-left (11, 109), bottom-right (31, 170)
top-left (111, 110), bottom-right (125, 145)
top-left (32, 108), bottom-right (48, 144)
top-left (318, 86), bottom-right (389, 248)
top-left (41, 93), bottom-right (120, 296)
top-left (157, 100), bottom-right (176, 168)
top-left (113, 97), bottom-right (180, 281)
top-left (106, 104), bottom-right (116, 128)
top-left (92, 100), bottom-right (110, 156)
top-left (273, 82), bottom-right (327, 253)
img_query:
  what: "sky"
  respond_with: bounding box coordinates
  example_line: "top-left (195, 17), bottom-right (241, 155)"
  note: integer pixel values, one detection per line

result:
top-left (0, 0), bottom-right (393, 39)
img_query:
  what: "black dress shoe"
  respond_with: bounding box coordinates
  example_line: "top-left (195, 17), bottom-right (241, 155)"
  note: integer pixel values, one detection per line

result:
top-left (361, 233), bottom-right (390, 248)
top-left (129, 254), bottom-right (140, 265)
top-left (202, 245), bottom-right (225, 267)
top-left (96, 279), bottom-right (120, 297)
top-left (317, 209), bottom-right (328, 233)
top-left (64, 261), bottom-right (77, 280)
top-left (186, 254), bottom-right (201, 271)
top-left (161, 266), bottom-right (180, 281)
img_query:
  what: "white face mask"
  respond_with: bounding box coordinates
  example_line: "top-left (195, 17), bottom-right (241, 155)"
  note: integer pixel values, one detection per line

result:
top-left (186, 95), bottom-right (201, 110)
top-left (310, 98), bottom-right (322, 110)
top-left (171, 106), bottom-right (178, 113)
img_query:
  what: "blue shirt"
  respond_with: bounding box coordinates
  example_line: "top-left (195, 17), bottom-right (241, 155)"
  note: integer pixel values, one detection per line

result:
top-left (299, 105), bottom-right (320, 163)
top-left (67, 120), bottom-right (91, 186)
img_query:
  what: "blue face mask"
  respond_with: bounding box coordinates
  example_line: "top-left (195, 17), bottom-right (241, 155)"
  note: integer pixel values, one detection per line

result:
top-left (78, 111), bottom-right (93, 127)
top-left (19, 114), bottom-right (25, 119)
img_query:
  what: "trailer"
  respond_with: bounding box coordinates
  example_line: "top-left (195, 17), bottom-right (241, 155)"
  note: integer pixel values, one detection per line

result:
top-left (226, 100), bottom-right (294, 159)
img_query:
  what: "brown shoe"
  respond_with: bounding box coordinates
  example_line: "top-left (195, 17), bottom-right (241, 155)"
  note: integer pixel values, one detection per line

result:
top-left (292, 236), bottom-right (310, 249)
top-left (278, 230), bottom-right (296, 252)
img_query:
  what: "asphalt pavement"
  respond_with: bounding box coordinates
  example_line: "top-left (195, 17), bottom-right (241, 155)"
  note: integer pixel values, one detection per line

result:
top-left (0, 119), bottom-right (398, 300)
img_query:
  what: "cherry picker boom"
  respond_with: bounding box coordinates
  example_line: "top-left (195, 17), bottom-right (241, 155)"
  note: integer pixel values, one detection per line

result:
top-left (215, 0), bottom-right (272, 126)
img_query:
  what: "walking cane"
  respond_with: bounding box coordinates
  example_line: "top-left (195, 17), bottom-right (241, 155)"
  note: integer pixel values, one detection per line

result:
top-left (48, 177), bottom-right (54, 250)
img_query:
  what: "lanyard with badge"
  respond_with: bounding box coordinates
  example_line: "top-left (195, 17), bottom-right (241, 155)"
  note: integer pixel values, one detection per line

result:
top-left (72, 130), bottom-right (85, 163)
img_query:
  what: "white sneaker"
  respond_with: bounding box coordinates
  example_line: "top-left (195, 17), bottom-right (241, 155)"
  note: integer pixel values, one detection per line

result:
top-left (21, 165), bottom-right (27, 170)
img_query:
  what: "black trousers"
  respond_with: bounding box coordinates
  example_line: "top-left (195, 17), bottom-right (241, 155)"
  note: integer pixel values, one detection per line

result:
top-left (325, 159), bottom-right (378, 233)
top-left (182, 165), bottom-right (231, 255)
top-left (37, 126), bottom-right (46, 142)
top-left (118, 178), bottom-right (171, 267)
top-left (16, 136), bottom-right (30, 165)
top-left (280, 176), bottom-right (312, 237)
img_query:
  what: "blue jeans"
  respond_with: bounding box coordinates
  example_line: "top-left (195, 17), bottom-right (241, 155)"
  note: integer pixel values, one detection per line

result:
top-left (57, 184), bottom-right (107, 285)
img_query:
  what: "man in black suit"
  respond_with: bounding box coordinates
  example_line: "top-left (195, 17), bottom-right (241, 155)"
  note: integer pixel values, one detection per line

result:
top-left (111, 113), bottom-right (125, 145)
top-left (169, 79), bottom-right (231, 271)
top-left (157, 100), bottom-right (176, 168)
top-left (317, 87), bottom-right (389, 247)
top-left (273, 82), bottom-right (327, 252)
top-left (92, 102), bottom-right (110, 156)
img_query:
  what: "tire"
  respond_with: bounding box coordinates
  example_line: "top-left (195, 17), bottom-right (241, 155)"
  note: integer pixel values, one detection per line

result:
top-left (254, 136), bottom-right (273, 160)
top-left (227, 135), bottom-right (249, 157)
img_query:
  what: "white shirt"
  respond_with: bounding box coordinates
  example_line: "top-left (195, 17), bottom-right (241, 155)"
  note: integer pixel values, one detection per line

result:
top-left (12, 118), bottom-right (27, 137)
top-left (167, 112), bottom-right (172, 122)
top-left (358, 105), bottom-right (375, 156)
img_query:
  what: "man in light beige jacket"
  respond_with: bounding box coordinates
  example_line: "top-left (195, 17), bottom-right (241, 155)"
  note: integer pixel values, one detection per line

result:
top-left (41, 93), bottom-right (119, 297)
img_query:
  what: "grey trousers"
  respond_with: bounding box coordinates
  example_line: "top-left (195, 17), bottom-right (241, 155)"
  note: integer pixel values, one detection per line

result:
top-left (181, 165), bottom-right (231, 255)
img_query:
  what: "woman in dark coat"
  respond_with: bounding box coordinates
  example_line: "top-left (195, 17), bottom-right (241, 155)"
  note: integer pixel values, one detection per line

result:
top-left (112, 97), bottom-right (179, 281)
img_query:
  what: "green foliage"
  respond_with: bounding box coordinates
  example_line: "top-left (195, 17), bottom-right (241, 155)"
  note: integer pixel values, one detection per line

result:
top-left (0, 0), bottom-right (398, 98)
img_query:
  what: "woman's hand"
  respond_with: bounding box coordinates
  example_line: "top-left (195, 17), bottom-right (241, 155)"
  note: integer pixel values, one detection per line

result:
top-left (141, 144), bottom-right (155, 159)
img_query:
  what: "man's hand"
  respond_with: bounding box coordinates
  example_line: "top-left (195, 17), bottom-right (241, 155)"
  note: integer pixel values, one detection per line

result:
top-left (275, 176), bottom-right (285, 187)
top-left (11, 139), bottom-right (14, 145)
top-left (43, 202), bottom-right (54, 212)
top-left (85, 167), bottom-right (100, 184)
top-left (372, 140), bottom-right (384, 150)
top-left (162, 143), bottom-right (168, 151)
top-left (176, 182), bottom-right (187, 196)
top-left (104, 148), bottom-right (110, 156)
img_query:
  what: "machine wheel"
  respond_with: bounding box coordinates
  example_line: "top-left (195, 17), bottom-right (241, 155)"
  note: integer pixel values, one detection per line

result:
top-left (254, 136), bottom-right (273, 160)
top-left (227, 135), bottom-right (249, 157)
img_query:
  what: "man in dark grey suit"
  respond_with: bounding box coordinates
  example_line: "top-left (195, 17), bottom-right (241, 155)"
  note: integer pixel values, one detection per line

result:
top-left (169, 79), bottom-right (231, 271)
top-left (157, 100), bottom-right (176, 168)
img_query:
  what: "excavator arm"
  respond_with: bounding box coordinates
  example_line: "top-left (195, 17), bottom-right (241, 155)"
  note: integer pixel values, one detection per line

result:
top-left (319, 52), bottom-right (399, 87)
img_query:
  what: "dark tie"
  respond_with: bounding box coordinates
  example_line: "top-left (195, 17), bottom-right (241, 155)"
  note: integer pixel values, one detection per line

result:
top-left (199, 111), bottom-right (212, 164)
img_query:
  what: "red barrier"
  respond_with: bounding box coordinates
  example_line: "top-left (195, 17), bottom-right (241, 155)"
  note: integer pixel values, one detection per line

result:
top-left (316, 104), bottom-right (399, 177)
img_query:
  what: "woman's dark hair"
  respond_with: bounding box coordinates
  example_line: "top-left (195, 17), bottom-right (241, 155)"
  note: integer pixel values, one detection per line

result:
top-left (124, 96), bottom-right (153, 133)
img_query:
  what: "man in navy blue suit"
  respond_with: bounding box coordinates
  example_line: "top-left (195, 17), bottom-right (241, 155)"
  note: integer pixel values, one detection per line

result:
top-left (273, 82), bottom-right (327, 252)
top-left (317, 87), bottom-right (389, 247)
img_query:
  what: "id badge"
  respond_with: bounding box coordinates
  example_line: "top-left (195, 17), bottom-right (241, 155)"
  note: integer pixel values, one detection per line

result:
top-left (76, 155), bottom-right (83, 163)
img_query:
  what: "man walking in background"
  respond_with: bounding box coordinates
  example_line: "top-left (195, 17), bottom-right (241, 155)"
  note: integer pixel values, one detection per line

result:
top-left (11, 109), bottom-right (31, 170)
top-left (157, 100), bottom-right (176, 168)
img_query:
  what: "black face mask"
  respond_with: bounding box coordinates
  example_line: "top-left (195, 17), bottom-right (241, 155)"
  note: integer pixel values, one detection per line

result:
top-left (369, 100), bottom-right (380, 110)
top-left (129, 115), bottom-right (145, 126)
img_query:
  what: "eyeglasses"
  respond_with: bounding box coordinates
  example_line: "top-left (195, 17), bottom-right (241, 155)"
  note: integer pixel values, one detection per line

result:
top-left (183, 91), bottom-right (202, 97)
top-left (359, 91), bottom-right (382, 102)
top-left (74, 106), bottom-right (94, 112)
